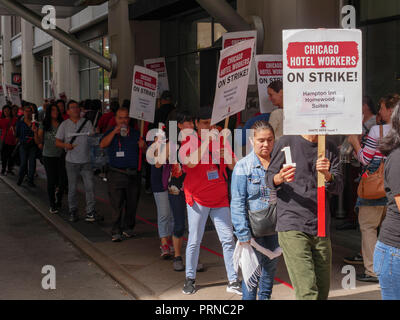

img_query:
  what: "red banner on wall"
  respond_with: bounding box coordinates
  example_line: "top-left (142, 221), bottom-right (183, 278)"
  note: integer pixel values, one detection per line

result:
top-left (286, 41), bottom-right (359, 69)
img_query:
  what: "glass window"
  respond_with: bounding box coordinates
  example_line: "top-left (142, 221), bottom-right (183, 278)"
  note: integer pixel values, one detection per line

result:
top-left (11, 16), bottom-right (21, 37)
top-left (79, 36), bottom-right (109, 111)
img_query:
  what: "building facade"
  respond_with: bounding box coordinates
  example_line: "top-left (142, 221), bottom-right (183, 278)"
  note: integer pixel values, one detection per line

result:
top-left (0, 0), bottom-right (398, 113)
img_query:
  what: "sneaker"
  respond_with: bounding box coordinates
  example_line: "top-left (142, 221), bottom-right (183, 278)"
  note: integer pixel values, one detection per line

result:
top-left (173, 256), bottom-right (185, 272)
top-left (112, 234), bottom-right (123, 242)
top-left (160, 244), bottom-right (172, 259)
top-left (49, 207), bottom-right (58, 214)
top-left (182, 278), bottom-right (196, 295)
top-left (356, 273), bottom-right (379, 283)
top-left (69, 210), bottom-right (78, 222)
top-left (227, 280), bottom-right (242, 295)
top-left (122, 230), bottom-right (136, 238)
top-left (196, 262), bottom-right (205, 272)
top-left (343, 253), bottom-right (363, 265)
top-left (85, 211), bottom-right (96, 222)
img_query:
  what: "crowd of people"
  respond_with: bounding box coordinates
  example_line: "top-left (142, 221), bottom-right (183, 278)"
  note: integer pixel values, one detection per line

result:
top-left (1, 81), bottom-right (400, 300)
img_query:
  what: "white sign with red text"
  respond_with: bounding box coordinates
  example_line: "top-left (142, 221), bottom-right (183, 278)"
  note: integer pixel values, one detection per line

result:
top-left (255, 55), bottom-right (283, 113)
top-left (129, 66), bottom-right (158, 123)
top-left (222, 31), bottom-right (257, 86)
top-left (211, 39), bottom-right (255, 125)
top-left (6, 84), bottom-right (21, 107)
top-left (144, 57), bottom-right (169, 98)
top-left (283, 29), bottom-right (362, 135)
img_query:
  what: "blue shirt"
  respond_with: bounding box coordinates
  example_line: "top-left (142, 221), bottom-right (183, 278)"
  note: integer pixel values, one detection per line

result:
top-left (102, 127), bottom-right (140, 169)
top-left (231, 151), bottom-right (275, 242)
top-left (16, 120), bottom-right (35, 145)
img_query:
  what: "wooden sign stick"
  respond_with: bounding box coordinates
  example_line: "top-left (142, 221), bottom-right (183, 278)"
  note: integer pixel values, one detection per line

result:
top-left (138, 120), bottom-right (144, 171)
top-left (317, 135), bottom-right (326, 237)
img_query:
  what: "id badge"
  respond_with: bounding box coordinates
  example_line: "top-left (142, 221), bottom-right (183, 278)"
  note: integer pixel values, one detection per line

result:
top-left (116, 151), bottom-right (125, 158)
top-left (207, 170), bottom-right (219, 181)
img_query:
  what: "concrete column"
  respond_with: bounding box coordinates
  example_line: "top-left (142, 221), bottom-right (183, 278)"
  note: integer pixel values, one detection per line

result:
top-left (108, 0), bottom-right (135, 103)
top-left (1, 16), bottom-right (20, 86)
top-left (21, 19), bottom-right (43, 105)
top-left (237, 0), bottom-right (341, 54)
top-left (52, 17), bottom-right (80, 101)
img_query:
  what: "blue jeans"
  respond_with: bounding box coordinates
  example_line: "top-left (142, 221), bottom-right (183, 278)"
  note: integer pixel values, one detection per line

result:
top-left (242, 235), bottom-right (279, 300)
top-left (374, 241), bottom-right (400, 300)
top-left (186, 201), bottom-right (237, 282)
top-left (65, 161), bottom-right (95, 214)
top-left (18, 144), bottom-right (37, 183)
top-left (168, 192), bottom-right (186, 238)
top-left (154, 191), bottom-right (174, 238)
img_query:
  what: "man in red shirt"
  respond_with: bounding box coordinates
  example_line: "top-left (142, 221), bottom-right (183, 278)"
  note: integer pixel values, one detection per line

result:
top-left (179, 107), bottom-right (241, 295)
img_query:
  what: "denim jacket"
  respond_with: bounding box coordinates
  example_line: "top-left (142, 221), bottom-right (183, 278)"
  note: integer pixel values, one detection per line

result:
top-left (231, 151), bottom-right (275, 242)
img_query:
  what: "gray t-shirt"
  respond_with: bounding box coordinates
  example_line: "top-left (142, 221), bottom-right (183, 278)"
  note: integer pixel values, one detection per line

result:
top-left (40, 123), bottom-right (63, 158)
top-left (55, 118), bottom-right (93, 164)
top-left (379, 148), bottom-right (400, 249)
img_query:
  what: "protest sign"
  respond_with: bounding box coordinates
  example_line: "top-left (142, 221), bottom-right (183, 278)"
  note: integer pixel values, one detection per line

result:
top-left (129, 65), bottom-right (158, 123)
top-left (144, 57), bottom-right (169, 98)
top-left (211, 38), bottom-right (255, 125)
top-left (222, 31), bottom-right (257, 86)
top-left (6, 84), bottom-right (21, 107)
top-left (283, 29), bottom-right (362, 135)
top-left (0, 85), bottom-right (6, 107)
top-left (255, 55), bottom-right (283, 113)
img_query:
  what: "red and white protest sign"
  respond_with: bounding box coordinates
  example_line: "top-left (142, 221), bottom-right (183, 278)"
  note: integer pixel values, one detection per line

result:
top-left (0, 85), bottom-right (6, 107)
top-left (129, 66), bottom-right (158, 123)
top-left (6, 84), bottom-right (21, 107)
top-left (211, 39), bottom-right (255, 125)
top-left (222, 31), bottom-right (257, 86)
top-left (255, 55), bottom-right (283, 113)
top-left (283, 29), bottom-right (362, 135)
top-left (144, 57), bottom-right (169, 98)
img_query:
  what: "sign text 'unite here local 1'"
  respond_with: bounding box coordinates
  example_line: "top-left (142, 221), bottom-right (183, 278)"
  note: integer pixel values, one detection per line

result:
top-left (283, 29), bottom-right (362, 135)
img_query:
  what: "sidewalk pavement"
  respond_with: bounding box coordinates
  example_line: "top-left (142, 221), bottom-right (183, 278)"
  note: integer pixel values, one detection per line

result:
top-left (0, 164), bottom-right (382, 300)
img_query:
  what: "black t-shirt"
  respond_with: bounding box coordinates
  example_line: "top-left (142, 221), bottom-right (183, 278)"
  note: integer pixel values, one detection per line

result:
top-left (379, 147), bottom-right (400, 248)
top-left (266, 135), bottom-right (344, 236)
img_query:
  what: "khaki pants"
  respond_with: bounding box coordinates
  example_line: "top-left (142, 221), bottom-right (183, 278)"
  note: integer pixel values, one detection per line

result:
top-left (358, 206), bottom-right (386, 276)
top-left (278, 231), bottom-right (332, 300)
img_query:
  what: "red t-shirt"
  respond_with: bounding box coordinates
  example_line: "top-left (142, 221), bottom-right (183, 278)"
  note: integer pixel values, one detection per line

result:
top-left (180, 135), bottom-right (230, 208)
top-left (0, 118), bottom-right (17, 145)
top-left (62, 113), bottom-right (69, 120)
top-left (97, 112), bottom-right (114, 133)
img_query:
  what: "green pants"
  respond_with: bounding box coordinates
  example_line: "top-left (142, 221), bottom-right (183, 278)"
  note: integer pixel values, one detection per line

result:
top-left (278, 231), bottom-right (332, 300)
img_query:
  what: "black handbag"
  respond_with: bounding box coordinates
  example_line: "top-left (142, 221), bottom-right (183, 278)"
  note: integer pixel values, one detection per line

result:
top-left (248, 202), bottom-right (277, 237)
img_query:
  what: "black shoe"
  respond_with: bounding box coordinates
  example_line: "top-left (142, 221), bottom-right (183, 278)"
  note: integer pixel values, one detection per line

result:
top-left (85, 211), bottom-right (96, 222)
top-left (49, 206), bottom-right (58, 214)
top-left (69, 210), bottom-right (78, 222)
top-left (1, 169), bottom-right (6, 176)
top-left (227, 280), bottom-right (243, 295)
top-left (336, 221), bottom-right (357, 230)
top-left (27, 181), bottom-right (36, 188)
top-left (356, 273), bottom-right (379, 283)
top-left (343, 253), bottom-right (363, 265)
top-left (16, 178), bottom-right (23, 186)
top-left (112, 234), bottom-right (123, 242)
top-left (182, 278), bottom-right (196, 295)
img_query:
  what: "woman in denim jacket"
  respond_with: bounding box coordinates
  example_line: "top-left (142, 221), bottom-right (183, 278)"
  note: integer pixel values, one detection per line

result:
top-left (231, 120), bottom-right (279, 300)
